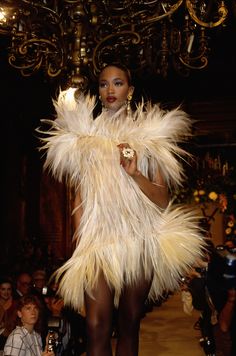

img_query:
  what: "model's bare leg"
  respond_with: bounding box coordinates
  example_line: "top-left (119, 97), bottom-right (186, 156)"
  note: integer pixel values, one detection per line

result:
top-left (85, 273), bottom-right (114, 356)
top-left (115, 276), bottom-right (152, 356)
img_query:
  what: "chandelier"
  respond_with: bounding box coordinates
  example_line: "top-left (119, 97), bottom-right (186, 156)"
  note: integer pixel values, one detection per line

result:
top-left (0, 0), bottom-right (228, 90)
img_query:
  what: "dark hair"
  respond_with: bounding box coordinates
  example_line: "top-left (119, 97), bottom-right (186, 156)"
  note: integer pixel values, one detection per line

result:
top-left (0, 277), bottom-right (13, 286)
top-left (16, 295), bottom-right (42, 330)
top-left (17, 294), bottom-right (41, 312)
top-left (99, 62), bottom-right (132, 85)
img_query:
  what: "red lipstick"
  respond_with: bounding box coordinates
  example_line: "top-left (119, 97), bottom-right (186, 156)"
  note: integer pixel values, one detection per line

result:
top-left (107, 96), bottom-right (116, 103)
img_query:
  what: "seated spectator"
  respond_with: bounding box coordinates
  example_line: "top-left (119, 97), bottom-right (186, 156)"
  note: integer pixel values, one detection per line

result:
top-left (31, 270), bottom-right (51, 348)
top-left (207, 245), bottom-right (236, 356)
top-left (213, 288), bottom-right (236, 356)
top-left (0, 278), bottom-right (17, 353)
top-left (183, 238), bottom-right (217, 355)
top-left (32, 270), bottom-right (47, 297)
top-left (224, 239), bottom-right (236, 251)
top-left (14, 272), bottom-right (32, 299)
top-left (3, 295), bottom-right (54, 356)
top-left (43, 279), bottom-right (86, 355)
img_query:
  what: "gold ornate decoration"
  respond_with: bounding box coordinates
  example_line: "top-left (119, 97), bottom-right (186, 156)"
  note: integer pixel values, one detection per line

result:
top-left (0, 0), bottom-right (229, 90)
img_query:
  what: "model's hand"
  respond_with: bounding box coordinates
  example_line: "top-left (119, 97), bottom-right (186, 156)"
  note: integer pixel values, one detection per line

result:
top-left (117, 143), bottom-right (140, 177)
top-left (42, 351), bottom-right (55, 356)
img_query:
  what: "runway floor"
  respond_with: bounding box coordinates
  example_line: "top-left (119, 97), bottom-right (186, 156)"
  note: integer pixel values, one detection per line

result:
top-left (82, 291), bottom-right (205, 355)
top-left (137, 292), bottom-right (204, 355)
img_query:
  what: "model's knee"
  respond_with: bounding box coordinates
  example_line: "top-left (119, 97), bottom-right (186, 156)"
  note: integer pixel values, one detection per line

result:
top-left (86, 316), bottom-right (112, 340)
top-left (118, 309), bottom-right (142, 333)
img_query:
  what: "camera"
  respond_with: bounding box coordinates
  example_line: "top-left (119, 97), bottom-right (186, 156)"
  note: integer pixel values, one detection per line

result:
top-left (42, 286), bottom-right (62, 352)
top-left (208, 246), bottom-right (236, 290)
top-left (199, 336), bottom-right (216, 356)
top-left (42, 286), bottom-right (56, 298)
top-left (47, 330), bottom-right (57, 352)
top-left (47, 316), bottom-right (61, 352)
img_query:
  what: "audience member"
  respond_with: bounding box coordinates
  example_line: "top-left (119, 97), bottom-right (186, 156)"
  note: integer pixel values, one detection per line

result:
top-left (32, 270), bottom-right (47, 297)
top-left (207, 244), bottom-right (236, 356)
top-left (14, 272), bottom-right (32, 299)
top-left (3, 294), bottom-right (54, 356)
top-left (0, 278), bottom-right (17, 354)
top-left (213, 288), bottom-right (236, 356)
top-left (186, 239), bottom-right (236, 356)
top-left (183, 238), bottom-right (217, 355)
top-left (43, 279), bottom-right (86, 355)
top-left (224, 239), bottom-right (236, 251)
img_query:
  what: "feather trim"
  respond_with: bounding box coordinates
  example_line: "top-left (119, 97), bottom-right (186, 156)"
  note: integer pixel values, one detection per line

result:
top-left (38, 90), bottom-right (205, 311)
top-left (39, 90), bottom-right (192, 188)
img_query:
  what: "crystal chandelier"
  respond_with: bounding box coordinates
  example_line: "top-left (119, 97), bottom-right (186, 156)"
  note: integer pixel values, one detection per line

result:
top-left (0, 0), bottom-right (228, 90)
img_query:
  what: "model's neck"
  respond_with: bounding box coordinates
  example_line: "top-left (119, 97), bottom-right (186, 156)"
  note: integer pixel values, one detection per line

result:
top-left (103, 105), bottom-right (127, 118)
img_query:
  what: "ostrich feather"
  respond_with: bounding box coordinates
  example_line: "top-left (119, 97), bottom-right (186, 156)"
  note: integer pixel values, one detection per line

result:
top-left (39, 90), bottom-right (205, 311)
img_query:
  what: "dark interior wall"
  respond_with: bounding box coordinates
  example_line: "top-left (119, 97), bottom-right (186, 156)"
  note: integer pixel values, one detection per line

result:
top-left (1, 49), bottom-right (55, 271)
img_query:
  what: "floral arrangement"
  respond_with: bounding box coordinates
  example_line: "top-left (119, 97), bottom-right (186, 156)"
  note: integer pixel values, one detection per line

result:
top-left (225, 214), bottom-right (236, 240)
top-left (173, 151), bottom-right (236, 242)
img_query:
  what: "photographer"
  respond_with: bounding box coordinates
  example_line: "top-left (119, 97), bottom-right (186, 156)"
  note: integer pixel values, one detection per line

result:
top-left (42, 281), bottom-right (86, 355)
top-left (218, 289), bottom-right (236, 334)
top-left (187, 239), bottom-right (217, 356)
top-left (207, 245), bottom-right (236, 356)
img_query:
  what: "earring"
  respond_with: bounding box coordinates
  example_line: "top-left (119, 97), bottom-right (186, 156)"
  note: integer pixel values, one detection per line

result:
top-left (99, 95), bottom-right (105, 109)
top-left (127, 94), bottom-right (132, 117)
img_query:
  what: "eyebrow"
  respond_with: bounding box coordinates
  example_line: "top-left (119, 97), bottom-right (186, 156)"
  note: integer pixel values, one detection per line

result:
top-left (99, 77), bottom-right (124, 82)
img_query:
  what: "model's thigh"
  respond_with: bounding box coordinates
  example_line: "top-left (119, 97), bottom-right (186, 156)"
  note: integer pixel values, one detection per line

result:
top-left (85, 272), bottom-right (115, 328)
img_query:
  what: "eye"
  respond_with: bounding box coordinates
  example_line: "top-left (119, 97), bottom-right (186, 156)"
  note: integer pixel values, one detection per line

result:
top-left (99, 81), bottom-right (107, 88)
top-left (114, 80), bottom-right (123, 86)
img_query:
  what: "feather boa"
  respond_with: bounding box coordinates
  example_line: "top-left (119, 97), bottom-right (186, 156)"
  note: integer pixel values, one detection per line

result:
top-left (39, 89), bottom-right (204, 311)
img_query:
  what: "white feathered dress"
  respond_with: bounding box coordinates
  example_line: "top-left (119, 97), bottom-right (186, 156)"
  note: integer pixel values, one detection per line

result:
top-left (40, 89), bottom-right (204, 312)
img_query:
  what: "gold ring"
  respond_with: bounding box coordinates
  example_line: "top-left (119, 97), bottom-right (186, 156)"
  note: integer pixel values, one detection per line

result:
top-left (122, 147), bottom-right (135, 160)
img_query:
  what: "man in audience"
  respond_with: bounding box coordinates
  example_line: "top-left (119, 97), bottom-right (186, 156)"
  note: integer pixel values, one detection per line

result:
top-left (32, 270), bottom-right (47, 296)
top-left (14, 272), bottom-right (32, 299)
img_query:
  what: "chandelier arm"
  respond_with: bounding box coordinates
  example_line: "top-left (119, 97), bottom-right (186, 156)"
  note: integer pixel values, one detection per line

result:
top-left (143, 0), bottom-right (159, 4)
top-left (47, 65), bottom-right (63, 77)
top-left (179, 55), bottom-right (208, 69)
top-left (18, 38), bottom-right (59, 55)
top-left (10, 38), bottom-right (64, 76)
top-left (92, 31), bottom-right (141, 73)
top-left (21, 58), bottom-right (42, 76)
top-left (8, 53), bottom-right (43, 70)
top-left (0, 28), bottom-right (10, 35)
top-left (186, 0), bottom-right (228, 28)
top-left (47, 44), bottom-right (65, 77)
top-left (183, 44), bottom-right (208, 61)
top-left (64, 0), bottom-right (84, 3)
top-left (21, 0), bottom-right (60, 21)
top-left (141, 0), bottom-right (183, 24)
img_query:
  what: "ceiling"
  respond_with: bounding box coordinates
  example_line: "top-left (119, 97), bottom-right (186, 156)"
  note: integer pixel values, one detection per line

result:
top-left (0, 5), bottom-right (236, 145)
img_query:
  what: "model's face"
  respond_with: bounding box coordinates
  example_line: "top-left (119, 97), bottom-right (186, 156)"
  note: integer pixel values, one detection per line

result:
top-left (99, 66), bottom-right (134, 112)
top-left (0, 283), bottom-right (12, 301)
top-left (18, 303), bottom-right (39, 327)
